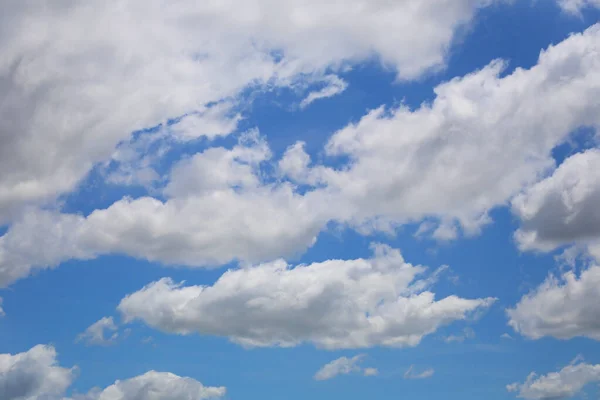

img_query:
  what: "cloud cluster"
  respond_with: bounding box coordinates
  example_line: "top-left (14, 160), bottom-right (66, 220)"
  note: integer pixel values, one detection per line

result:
top-left (118, 244), bottom-right (495, 349)
top-left (0, 0), bottom-right (498, 224)
top-left (314, 355), bottom-right (377, 381)
top-left (68, 371), bottom-right (226, 400)
top-left (508, 263), bottom-right (600, 341)
top-left (0, 345), bottom-right (225, 400)
top-left (0, 345), bottom-right (75, 400)
top-left (513, 149), bottom-right (600, 258)
top-left (2, 23), bottom-right (600, 287)
top-left (507, 358), bottom-right (600, 399)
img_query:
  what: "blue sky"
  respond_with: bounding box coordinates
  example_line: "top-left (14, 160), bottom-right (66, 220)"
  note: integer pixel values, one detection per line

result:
top-left (1, 1), bottom-right (600, 400)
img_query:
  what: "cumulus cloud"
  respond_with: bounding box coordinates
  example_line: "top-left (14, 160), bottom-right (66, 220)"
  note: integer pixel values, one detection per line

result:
top-left (0, 345), bottom-right (75, 400)
top-left (117, 244), bottom-right (494, 349)
top-left (300, 75), bottom-right (348, 109)
top-left (513, 149), bottom-right (600, 258)
top-left (0, 0), bottom-right (498, 223)
top-left (304, 23), bottom-right (600, 236)
top-left (507, 263), bottom-right (600, 341)
top-left (68, 371), bottom-right (226, 400)
top-left (314, 355), bottom-right (377, 381)
top-left (507, 358), bottom-right (600, 399)
top-left (2, 23), bottom-right (600, 287)
top-left (76, 317), bottom-right (119, 346)
top-left (0, 134), bottom-right (329, 287)
top-left (404, 365), bottom-right (435, 380)
top-left (0, 345), bottom-right (226, 400)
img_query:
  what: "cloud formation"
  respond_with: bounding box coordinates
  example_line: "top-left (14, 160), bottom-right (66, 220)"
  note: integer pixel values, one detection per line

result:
top-left (404, 365), bottom-right (435, 380)
top-left (0, 345), bottom-right (226, 400)
top-left (1, 23), bottom-right (599, 287)
top-left (118, 244), bottom-right (494, 349)
top-left (314, 355), bottom-right (377, 381)
top-left (508, 263), bottom-right (600, 341)
top-left (68, 371), bottom-right (226, 400)
top-left (513, 149), bottom-right (600, 258)
top-left (76, 317), bottom-right (119, 346)
top-left (0, 0), bottom-right (498, 224)
top-left (507, 358), bottom-right (600, 399)
top-left (0, 345), bottom-right (75, 400)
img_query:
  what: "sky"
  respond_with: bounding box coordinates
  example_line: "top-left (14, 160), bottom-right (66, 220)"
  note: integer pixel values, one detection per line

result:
top-left (1, 1), bottom-right (600, 399)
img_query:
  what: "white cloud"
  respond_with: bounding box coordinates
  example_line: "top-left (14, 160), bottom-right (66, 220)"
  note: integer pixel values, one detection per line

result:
top-left (2, 23), bottom-right (600, 287)
top-left (0, 297), bottom-right (4, 317)
top-left (507, 358), bottom-right (600, 399)
top-left (501, 333), bottom-right (514, 340)
top-left (0, 134), bottom-right (329, 287)
top-left (0, 0), bottom-right (498, 223)
top-left (0, 345), bottom-right (75, 400)
top-left (314, 355), bottom-right (374, 381)
top-left (513, 149), bottom-right (600, 259)
top-left (558, 0), bottom-right (600, 14)
top-left (76, 317), bottom-right (119, 346)
top-left (404, 365), bottom-right (435, 380)
top-left (68, 371), bottom-right (226, 400)
top-left (0, 345), bottom-right (225, 400)
top-left (300, 75), bottom-right (348, 109)
top-left (117, 244), bottom-right (494, 349)
top-left (507, 263), bottom-right (600, 341)
top-left (444, 327), bottom-right (475, 343)
top-left (282, 24), bottom-right (600, 237)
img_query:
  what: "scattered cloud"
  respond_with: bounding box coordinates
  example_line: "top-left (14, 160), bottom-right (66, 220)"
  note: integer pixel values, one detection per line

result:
top-left (0, 345), bottom-right (226, 400)
top-left (118, 244), bottom-right (495, 349)
top-left (0, 345), bottom-right (75, 400)
top-left (444, 327), bottom-right (475, 343)
top-left (0, 297), bottom-right (4, 317)
top-left (507, 357), bottom-right (600, 399)
top-left (363, 367), bottom-right (379, 377)
top-left (314, 355), bottom-right (376, 381)
top-left (558, 0), bottom-right (600, 14)
top-left (1, 24), bottom-right (600, 286)
top-left (300, 75), bottom-right (348, 109)
top-left (76, 317), bottom-right (119, 346)
top-left (513, 149), bottom-right (600, 260)
top-left (68, 371), bottom-right (226, 400)
top-left (0, 0), bottom-right (498, 225)
top-left (501, 333), bottom-right (514, 340)
top-left (404, 365), bottom-right (435, 380)
top-left (508, 263), bottom-right (600, 341)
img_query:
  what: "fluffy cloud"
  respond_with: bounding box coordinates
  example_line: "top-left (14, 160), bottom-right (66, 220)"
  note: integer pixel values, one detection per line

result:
top-left (314, 355), bottom-right (376, 381)
top-left (0, 345), bottom-right (226, 400)
top-left (507, 263), bottom-right (600, 341)
top-left (68, 371), bottom-right (226, 400)
top-left (118, 244), bottom-right (494, 349)
top-left (0, 345), bottom-right (75, 400)
top-left (301, 23), bottom-right (600, 236)
top-left (76, 317), bottom-right (119, 346)
top-left (507, 358), bottom-right (600, 399)
top-left (0, 134), bottom-right (329, 287)
top-left (2, 23), bottom-right (600, 287)
top-left (0, 0), bottom-right (499, 223)
top-left (513, 149), bottom-right (600, 257)
top-left (404, 365), bottom-right (435, 380)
